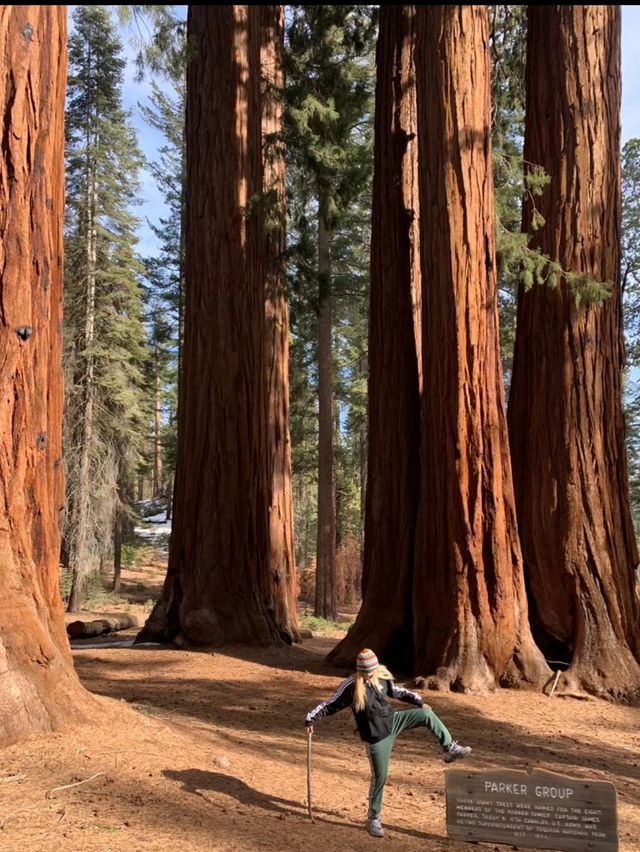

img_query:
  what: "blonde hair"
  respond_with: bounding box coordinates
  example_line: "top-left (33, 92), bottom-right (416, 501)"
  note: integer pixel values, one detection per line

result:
top-left (353, 664), bottom-right (393, 711)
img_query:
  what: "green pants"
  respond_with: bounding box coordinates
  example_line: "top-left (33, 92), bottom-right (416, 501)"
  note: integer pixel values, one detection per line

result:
top-left (365, 707), bottom-right (452, 818)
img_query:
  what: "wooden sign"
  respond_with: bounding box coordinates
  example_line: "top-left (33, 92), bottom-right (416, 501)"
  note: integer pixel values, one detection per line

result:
top-left (446, 767), bottom-right (617, 852)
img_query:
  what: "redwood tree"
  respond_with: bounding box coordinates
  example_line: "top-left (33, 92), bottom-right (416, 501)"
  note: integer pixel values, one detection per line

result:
top-left (262, 5), bottom-right (299, 642)
top-left (0, 6), bottom-right (88, 741)
top-left (508, 6), bottom-right (640, 700)
top-left (328, 6), bottom-right (421, 668)
top-left (412, 5), bottom-right (548, 691)
top-left (139, 6), bottom-right (285, 646)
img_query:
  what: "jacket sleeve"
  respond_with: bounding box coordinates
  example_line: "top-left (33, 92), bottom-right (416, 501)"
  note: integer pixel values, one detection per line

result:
top-left (388, 679), bottom-right (424, 707)
top-left (305, 677), bottom-right (354, 726)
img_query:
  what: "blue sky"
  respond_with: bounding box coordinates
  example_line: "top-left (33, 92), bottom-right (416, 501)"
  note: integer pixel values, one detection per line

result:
top-left (117, 8), bottom-right (187, 259)
top-left (622, 5), bottom-right (640, 142)
top-left (115, 6), bottom-right (640, 262)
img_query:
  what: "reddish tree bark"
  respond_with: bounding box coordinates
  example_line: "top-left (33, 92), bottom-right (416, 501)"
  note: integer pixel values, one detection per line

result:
top-left (328, 6), bottom-right (421, 668)
top-left (139, 6), bottom-right (283, 647)
top-left (412, 6), bottom-right (548, 692)
top-left (261, 5), bottom-right (299, 643)
top-left (508, 6), bottom-right (640, 700)
top-left (0, 6), bottom-right (89, 742)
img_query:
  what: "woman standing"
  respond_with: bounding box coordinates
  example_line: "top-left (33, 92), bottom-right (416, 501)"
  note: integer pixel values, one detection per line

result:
top-left (304, 648), bottom-right (471, 838)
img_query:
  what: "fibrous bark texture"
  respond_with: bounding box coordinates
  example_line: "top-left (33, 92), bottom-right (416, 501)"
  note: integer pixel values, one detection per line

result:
top-left (508, 6), bottom-right (640, 701)
top-left (412, 5), bottom-right (549, 692)
top-left (0, 6), bottom-right (89, 743)
top-left (139, 6), bottom-right (284, 647)
top-left (328, 6), bottom-right (421, 669)
top-left (262, 5), bottom-right (299, 643)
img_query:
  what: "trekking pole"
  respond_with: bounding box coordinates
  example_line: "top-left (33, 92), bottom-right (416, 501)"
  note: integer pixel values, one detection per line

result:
top-left (306, 727), bottom-right (315, 822)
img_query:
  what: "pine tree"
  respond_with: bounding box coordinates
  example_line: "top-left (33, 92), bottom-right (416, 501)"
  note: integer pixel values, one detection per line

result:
top-left (121, 6), bottom-right (188, 511)
top-left (140, 79), bottom-right (185, 503)
top-left (285, 5), bottom-right (377, 620)
top-left (489, 5), bottom-right (527, 385)
top-left (622, 138), bottom-right (640, 534)
top-left (64, 6), bottom-right (149, 609)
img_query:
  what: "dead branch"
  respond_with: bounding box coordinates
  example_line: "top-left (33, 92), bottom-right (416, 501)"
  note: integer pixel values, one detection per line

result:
top-left (45, 772), bottom-right (105, 798)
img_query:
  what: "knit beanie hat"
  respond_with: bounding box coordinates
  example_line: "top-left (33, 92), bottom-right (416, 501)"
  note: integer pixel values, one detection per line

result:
top-left (356, 648), bottom-right (379, 674)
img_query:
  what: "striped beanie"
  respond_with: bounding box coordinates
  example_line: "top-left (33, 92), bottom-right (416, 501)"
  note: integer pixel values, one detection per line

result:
top-left (356, 648), bottom-right (379, 674)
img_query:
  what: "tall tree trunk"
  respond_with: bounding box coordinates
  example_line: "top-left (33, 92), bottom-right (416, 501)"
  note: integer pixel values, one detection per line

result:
top-left (261, 5), bottom-right (299, 643)
top-left (315, 211), bottom-right (336, 620)
top-left (328, 5), bottom-right (421, 667)
top-left (0, 5), bottom-right (89, 742)
top-left (165, 475), bottom-right (173, 521)
top-left (67, 150), bottom-right (97, 612)
top-left (138, 6), bottom-right (283, 647)
top-left (508, 6), bottom-right (640, 700)
top-left (412, 5), bottom-right (548, 692)
top-left (153, 354), bottom-right (163, 496)
top-left (113, 508), bottom-right (122, 594)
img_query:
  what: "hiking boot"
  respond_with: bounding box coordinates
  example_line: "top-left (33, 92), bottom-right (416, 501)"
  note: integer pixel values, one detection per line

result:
top-left (365, 816), bottom-right (384, 838)
top-left (443, 740), bottom-right (472, 763)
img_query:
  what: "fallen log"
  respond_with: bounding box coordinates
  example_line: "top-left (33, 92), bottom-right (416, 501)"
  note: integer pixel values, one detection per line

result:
top-left (67, 614), bottom-right (138, 639)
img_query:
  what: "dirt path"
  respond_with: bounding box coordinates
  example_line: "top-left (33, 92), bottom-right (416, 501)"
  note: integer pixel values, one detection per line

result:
top-left (2, 543), bottom-right (639, 851)
top-left (1, 635), bottom-right (639, 852)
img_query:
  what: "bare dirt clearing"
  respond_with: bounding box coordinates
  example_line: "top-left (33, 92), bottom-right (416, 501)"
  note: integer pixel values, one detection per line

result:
top-left (2, 545), bottom-right (639, 852)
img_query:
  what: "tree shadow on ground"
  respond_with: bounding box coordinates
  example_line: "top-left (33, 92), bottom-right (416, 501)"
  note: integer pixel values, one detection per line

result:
top-left (163, 768), bottom-right (447, 845)
top-left (73, 648), bottom-right (640, 817)
top-left (212, 638), bottom-right (351, 677)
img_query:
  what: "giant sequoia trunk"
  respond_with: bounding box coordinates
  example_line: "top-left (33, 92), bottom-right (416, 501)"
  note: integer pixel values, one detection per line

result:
top-left (138, 6), bottom-right (283, 647)
top-left (0, 6), bottom-right (89, 742)
top-left (261, 5), bottom-right (299, 643)
top-left (412, 6), bottom-right (548, 692)
top-left (508, 6), bottom-right (640, 701)
top-left (328, 6), bottom-right (421, 668)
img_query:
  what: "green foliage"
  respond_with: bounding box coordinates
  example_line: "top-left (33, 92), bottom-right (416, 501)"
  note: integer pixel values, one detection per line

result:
top-left (490, 6), bottom-right (611, 391)
top-left (59, 567), bottom-right (73, 604)
top-left (139, 76), bottom-right (185, 491)
top-left (621, 138), bottom-right (640, 534)
top-left (285, 6), bottom-right (376, 563)
top-left (299, 611), bottom-right (351, 636)
top-left (490, 5), bottom-right (527, 382)
top-left (117, 5), bottom-right (187, 84)
top-left (59, 568), bottom-right (124, 610)
top-left (622, 139), bottom-right (640, 364)
top-left (520, 248), bottom-right (612, 306)
top-left (64, 6), bottom-right (150, 582)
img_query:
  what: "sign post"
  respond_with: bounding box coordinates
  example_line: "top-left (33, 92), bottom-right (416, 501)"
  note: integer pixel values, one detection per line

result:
top-left (446, 767), bottom-right (617, 852)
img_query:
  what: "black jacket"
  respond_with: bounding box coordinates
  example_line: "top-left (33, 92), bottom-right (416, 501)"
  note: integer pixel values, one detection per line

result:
top-left (305, 676), bottom-right (423, 744)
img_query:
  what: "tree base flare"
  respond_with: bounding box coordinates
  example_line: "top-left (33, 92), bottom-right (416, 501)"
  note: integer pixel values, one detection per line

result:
top-left (136, 591), bottom-right (288, 649)
top-left (415, 644), bottom-right (551, 695)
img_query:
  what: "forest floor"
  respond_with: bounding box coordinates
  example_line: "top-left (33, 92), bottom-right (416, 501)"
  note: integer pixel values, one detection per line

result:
top-left (2, 530), bottom-right (640, 852)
